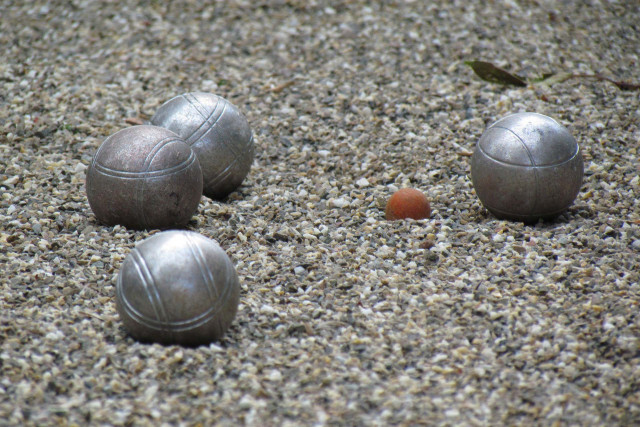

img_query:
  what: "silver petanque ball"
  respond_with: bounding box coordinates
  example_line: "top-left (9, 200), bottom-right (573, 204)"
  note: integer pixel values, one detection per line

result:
top-left (150, 92), bottom-right (255, 200)
top-left (116, 230), bottom-right (240, 346)
top-left (471, 112), bottom-right (583, 222)
top-left (86, 125), bottom-right (203, 230)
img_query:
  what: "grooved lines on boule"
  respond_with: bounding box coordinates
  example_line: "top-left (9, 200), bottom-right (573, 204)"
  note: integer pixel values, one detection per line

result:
top-left (120, 248), bottom-right (170, 329)
top-left (181, 93), bottom-right (254, 190)
top-left (476, 143), bottom-right (580, 169)
top-left (137, 136), bottom-right (188, 229)
top-left (204, 133), bottom-right (254, 190)
top-left (480, 201), bottom-right (569, 218)
top-left (480, 126), bottom-right (540, 217)
top-left (486, 125), bottom-right (535, 216)
top-left (92, 148), bottom-right (197, 179)
top-left (184, 234), bottom-right (220, 300)
top-left (205, 156), bottom-right (238, 188)
top-left (183, 92), bottom-right (212, 122)
top-left (184, 234), bottom-right (235, 336)
top-left (182, 94), bottom-right (227, 147)
top-left (491, 126), bottom-right (538, 170)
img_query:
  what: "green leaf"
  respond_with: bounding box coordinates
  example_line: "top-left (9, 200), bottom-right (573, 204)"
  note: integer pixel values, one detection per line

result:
top-left (531, 72), bottom-right (556, 83)
top-left (464, 61), bottom-right (527, 87)
top-left (535, 72), bottom-right (573, 86)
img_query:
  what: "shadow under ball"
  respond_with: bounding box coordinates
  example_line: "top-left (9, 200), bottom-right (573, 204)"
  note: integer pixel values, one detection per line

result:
top-left (471, 112), bottom-right (583, 222)
top-left (116, 230), bottom-right (240, 346)
top-left (86, 125), bottom-right (203, 230)
top-left (150, 92), bottom-right (255, 200)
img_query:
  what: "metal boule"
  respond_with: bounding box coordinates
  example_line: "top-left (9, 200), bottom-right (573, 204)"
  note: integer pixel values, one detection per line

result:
top-left (151, 92), bottom-right (254, 200)
top-left (86, 125), bottom-right (203, 230)
top-left (471, 112), bottom-right (583, 222)
top-left (116, 230), bottom-right (240, 346)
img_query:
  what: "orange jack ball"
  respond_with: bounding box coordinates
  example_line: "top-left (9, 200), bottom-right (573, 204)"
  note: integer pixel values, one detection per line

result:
top-left (385, 188), bottom-right (431, 221)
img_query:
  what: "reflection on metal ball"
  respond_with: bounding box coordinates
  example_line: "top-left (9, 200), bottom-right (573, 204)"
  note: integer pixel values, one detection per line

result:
top-left (86, 125), bottom-right (203, 230)
top-left (116, 230), bottom-right (240, 346)
top-left (471, 112), bottom-right (583, 222)
top-left (151, 92), bottom-right (254, 200)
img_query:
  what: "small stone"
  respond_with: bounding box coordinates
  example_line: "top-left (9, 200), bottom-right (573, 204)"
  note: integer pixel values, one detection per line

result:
top-left (330, 197), bottom-right (349, 208)
top-left (356, 177), bottom-right (370, 187)
top-left (31, 223), bottom-right (42, 235)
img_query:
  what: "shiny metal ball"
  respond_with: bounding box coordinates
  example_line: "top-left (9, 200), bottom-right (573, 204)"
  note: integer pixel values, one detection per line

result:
top-left (471, 112), bottom-right (583, 222)
top-left (86, 125), bottom-right (203, 230)
top-left (150, 92), bottom-right (255, 200)
top-left (116, 230), bottom-right (240, 346)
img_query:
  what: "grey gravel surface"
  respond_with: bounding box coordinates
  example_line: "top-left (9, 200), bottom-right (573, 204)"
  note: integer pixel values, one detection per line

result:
top-left (2, 1), bottom-right (640, 426)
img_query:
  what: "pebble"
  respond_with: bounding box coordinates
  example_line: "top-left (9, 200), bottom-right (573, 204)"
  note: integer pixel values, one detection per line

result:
top-left (356, 177), bottom-right (370, 187)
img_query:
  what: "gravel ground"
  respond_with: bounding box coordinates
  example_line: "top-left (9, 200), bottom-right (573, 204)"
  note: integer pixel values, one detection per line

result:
top-left (2, 1), bottom-right (640, 425)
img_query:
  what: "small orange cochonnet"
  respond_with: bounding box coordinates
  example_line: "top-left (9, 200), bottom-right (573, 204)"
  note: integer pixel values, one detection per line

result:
top-left (385, 188), bottom-right (431, 221)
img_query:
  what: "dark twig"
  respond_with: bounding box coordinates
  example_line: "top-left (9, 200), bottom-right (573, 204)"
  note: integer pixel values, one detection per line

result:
top-left (465, 60), bottom-right (640, 91)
